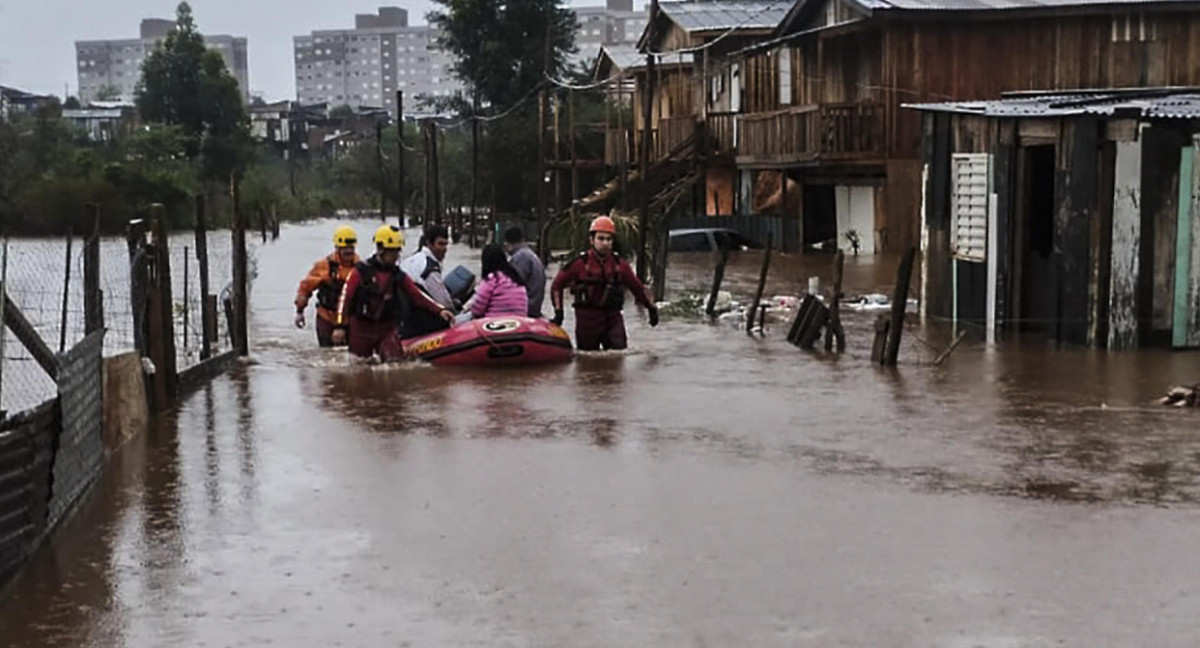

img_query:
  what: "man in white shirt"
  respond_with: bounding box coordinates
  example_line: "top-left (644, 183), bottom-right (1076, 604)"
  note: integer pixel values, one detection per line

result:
top-left (400, 225), bottom-right (455, 337)
top-left (401, 225), bottom-right (454, 309)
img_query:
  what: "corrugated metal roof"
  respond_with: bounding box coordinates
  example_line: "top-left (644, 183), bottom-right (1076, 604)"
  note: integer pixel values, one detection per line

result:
top-left (599, 44), bottom-right (645, 71)
top-left (858, 0), bottom-right (1198, 11)
top-left (905, 88), bottom-right (1200, 119)
top-left (659, 1), bottom-right (791, 32)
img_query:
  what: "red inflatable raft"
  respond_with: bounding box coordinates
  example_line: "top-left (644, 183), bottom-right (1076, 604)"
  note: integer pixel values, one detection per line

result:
top-left (402, 316), bottom-right (574, 366)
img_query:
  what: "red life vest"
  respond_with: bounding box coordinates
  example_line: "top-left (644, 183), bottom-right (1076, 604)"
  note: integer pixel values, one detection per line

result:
top-left (567, 250), bottom-right (625, 310)
top-left (350, 258), bottom-right (412, 322)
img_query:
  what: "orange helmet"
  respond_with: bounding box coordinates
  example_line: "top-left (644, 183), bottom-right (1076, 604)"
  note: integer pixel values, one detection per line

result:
top-left (589, 216), bottom-right (617, 235)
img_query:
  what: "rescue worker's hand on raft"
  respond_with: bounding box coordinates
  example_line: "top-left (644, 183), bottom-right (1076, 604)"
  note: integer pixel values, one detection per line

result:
top-left (648, 305), bottom-right (659, 328)
top-left (551, 309), bottom-right (565, 327)
top-left (331, 328), bottom-right (347, 345)
top-left (294, 310), bottom-right (306, 329)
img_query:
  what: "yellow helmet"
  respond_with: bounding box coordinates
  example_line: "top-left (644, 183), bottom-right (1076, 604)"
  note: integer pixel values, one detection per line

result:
top-left (373, 224), bottom-right (405, 250)
top-left (332, 225), bottom-right (358, 248)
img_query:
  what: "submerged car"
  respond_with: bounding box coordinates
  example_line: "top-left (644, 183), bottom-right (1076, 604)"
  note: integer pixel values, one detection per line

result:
top-left (668, 228), bottom-right (763, 253)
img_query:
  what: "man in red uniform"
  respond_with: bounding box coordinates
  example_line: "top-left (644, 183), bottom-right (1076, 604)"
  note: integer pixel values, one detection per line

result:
top-left (294, 225), bottom-right (360, 347)
top-left (335, 224), bottom-right (454, 361)
top-left (550, 215), bottom-right (659, 351)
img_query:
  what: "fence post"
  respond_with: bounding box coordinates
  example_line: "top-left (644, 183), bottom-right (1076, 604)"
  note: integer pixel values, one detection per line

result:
top-left (194, 195), bottom-right (213, 360)
top-left (126, 219), bottom-right (150, 358)
top-left (882, 247), bottom-right (917, 366)
top-left (183, 245), bottom-right (190, 355)
top-left (746, 232), bottom-right (773, 334)
top-left (84, 205), bottom-right (103, 335)
top-left (230, 176), bottom-right (250, 356)
top-left (59, 227), bottom-right (73, 353)
top-left (148, 205), bottom-right (177, 407)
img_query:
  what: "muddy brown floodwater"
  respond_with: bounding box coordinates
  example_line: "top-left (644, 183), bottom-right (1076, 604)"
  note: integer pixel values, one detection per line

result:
top-left (2, 220), bottom-right (1200, 647)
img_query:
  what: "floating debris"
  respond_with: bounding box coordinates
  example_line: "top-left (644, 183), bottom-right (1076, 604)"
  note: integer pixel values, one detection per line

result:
top-left (1157, 384), bottom-right (1199, 407)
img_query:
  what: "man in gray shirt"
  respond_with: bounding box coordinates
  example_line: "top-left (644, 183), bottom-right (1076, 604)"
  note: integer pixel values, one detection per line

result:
top-left (503, 227), bottom-right (546, 318)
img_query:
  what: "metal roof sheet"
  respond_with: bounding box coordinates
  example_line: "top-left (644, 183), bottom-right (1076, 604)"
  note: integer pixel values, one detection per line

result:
top-left (905, 88), bottom-right (1200, 119)
top-left (858, 0), bottom-right (1198, 10)
top-left (659, 1), bottom-right (791, 31)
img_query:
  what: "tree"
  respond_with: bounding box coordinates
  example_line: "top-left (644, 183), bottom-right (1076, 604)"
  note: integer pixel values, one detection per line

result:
top-left (430, 0), bottom-right (577, 213)
top-left (64, 96), bottom-right (82, 110)
top-left (329, 104), bottom-right (356, 120)
top-left (94, 84), bottom-right (123, 102)
top-left (135, 2), bottom-right (252, 181)
top-left (431, 0), bottom-right (576, 108)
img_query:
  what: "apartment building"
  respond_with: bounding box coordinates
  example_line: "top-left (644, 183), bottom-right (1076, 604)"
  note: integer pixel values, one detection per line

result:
top-left (571, 0), bottom-right (644, 67)
top-left (294, 7), bottom-right (462, 117)
top-left (75, 19), bottom-right (249, 104)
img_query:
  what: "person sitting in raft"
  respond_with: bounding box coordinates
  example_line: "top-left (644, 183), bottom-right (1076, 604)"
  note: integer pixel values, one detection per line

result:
top-left (458, 243), bottom-right (528, 322)
top-left (335, 224), bottom-right (453, 361)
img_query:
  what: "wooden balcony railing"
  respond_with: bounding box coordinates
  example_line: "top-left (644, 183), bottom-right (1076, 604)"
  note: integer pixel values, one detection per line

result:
top-left (605, 128), bottom-right (632, 166)
top-left (656, 115), bottom-right (695, 160)
top-left (736, 105), bottom-right (820, 163)
top-left (707, 112), bottom-right (736, 155)
top-left (819, 102), bottom-right (883, 159)
top-left (735, 102), bottom-right (883, 164)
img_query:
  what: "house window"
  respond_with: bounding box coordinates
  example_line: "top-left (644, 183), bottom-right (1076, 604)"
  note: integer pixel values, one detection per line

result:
top-left (951, 153), bottom-right (990, 262)
top-left (1112, 13), bottom-right (1158, 42)
top-left (778, 47), bottom-right (792, 105)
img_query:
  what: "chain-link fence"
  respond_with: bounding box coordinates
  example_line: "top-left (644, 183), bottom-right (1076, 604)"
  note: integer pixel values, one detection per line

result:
top-left (0, 228), bottom-right (255, 415)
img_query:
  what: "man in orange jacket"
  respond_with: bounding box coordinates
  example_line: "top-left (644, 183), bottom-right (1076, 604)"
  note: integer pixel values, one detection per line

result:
top-left (295, 225), bottom-right (361, 347)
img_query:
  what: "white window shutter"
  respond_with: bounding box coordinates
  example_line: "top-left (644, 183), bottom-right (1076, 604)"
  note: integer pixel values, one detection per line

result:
top-left (951, 153), bottom-right (989, 262)
top-left (778, 47), bottom-right (792, 105)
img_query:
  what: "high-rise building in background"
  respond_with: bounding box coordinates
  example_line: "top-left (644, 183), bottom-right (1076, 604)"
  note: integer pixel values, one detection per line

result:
top-left (293, 7), bottom-right (462, 117)
top-left (571, 0), bottom-right (644, 67)
top-left (75, 19), bottom-right (249, 104)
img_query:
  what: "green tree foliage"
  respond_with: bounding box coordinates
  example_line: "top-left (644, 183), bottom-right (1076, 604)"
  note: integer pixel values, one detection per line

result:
top-left (431, 0), bottom-right (576, 107)
top-left (136, 1), bottom-right (252, 182)
top-left (431, 0), bottom-right (577, 213)
top-left (93, 84), bottom-right (123, 102)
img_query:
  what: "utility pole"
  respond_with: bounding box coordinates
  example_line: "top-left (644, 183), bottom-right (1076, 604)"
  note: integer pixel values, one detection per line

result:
top-left (570, 88), bottom-right (578, 223)
top-left (430, 120), bottom-right (441, 226)
top-left (376, 122), bottom-right (386, 221)
top-left (423, 119), bottom-right (432, 226)
top-left (397, 90), bottom-right (405, 228)
top-left (471, 92), bottom-right (480, 248)
top-left (638, 0), bottom-right (658, 281)
top-left (536, 24), bottom-right (552, 262)
top-left (553, 91), bottom-right (562, 216)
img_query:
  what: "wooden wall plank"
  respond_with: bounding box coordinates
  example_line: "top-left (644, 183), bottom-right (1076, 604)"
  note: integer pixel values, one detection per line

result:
top-left (1109, 138), bottom-right (1142, 349)
top-left (1057, 118), bottom-right (1098, 346)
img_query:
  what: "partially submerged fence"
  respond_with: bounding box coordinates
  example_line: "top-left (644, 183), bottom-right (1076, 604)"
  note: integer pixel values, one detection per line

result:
top-left (0, 197), bottom-right (257, 590)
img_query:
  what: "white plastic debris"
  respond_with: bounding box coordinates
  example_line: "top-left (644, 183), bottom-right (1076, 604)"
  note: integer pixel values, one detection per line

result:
top-left (141, 357), bottom-right (157, 375)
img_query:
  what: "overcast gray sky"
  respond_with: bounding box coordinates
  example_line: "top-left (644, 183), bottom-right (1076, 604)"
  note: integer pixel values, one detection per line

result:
top-left (0, 0), bottom-right (637, 101)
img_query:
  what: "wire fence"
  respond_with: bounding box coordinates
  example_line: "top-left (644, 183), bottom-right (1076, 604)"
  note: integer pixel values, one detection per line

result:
top-left (0, 230), bottom-right (255, 415)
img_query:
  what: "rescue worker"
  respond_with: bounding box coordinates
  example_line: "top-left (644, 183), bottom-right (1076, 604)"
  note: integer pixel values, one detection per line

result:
top-left (294, 225), bottom-right (360, 347)
top-left (550, 215), bottom-right (659, 351)
top-left (335, 224), bottom-right (454, 361)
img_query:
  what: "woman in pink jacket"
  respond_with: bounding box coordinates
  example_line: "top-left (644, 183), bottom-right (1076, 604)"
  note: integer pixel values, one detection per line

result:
top-left (468, 243), bottom-right (529, 319)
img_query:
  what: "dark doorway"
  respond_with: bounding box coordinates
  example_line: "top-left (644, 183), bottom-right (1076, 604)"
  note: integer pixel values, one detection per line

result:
top-left (802, 184), bottom-right (837, 248)
top-left (1014, 144), bottom-right (1058, 334)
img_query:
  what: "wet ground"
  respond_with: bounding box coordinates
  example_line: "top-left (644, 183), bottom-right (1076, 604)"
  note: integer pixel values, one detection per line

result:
top-left (2, 220), bottom-right (1200, 647)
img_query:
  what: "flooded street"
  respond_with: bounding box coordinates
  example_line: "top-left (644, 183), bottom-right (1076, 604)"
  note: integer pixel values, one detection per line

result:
top-left (2, 219), bottom-right (1200, 647)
